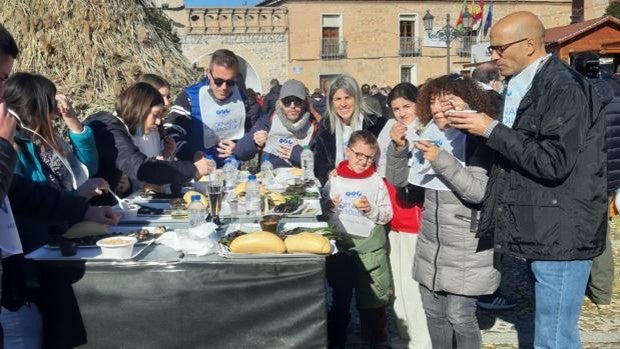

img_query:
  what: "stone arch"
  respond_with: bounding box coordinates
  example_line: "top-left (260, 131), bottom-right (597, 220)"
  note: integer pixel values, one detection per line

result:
top-left (191, 51), bottom-right (262, 93)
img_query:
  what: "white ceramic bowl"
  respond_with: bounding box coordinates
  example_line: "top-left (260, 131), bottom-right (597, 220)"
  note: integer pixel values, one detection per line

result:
top-left (96, 236), bottom-right (137, 259)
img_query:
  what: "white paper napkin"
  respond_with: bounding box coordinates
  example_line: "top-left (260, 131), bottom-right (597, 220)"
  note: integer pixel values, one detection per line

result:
top-left (156, 222), bottom-right (218, 256)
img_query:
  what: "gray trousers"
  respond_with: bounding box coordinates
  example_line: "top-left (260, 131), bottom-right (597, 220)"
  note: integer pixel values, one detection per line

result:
top-left (587, 229), bottom-right (614, 305)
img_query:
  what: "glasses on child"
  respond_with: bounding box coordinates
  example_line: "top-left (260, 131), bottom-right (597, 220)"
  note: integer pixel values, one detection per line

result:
top-left (348, 147), bottom-right (375, 163)
top-left (281, 96), bottom-right (305, 108)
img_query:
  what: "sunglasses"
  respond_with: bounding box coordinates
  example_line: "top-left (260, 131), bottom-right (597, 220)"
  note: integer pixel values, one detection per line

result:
top-left (211, 76), bottom-right (236, 87)
top-left (487, 38), bottom-right (528, 56)
top-left (281, 96), bottom-right (305, 107)
top-left (347, 146), bottom-right (375, 163)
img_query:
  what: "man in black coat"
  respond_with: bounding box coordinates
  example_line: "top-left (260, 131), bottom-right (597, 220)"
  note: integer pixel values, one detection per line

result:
top-left (472, 62), bottom-right (505, 111)
top-left (572, 52), bottom-right (618, 313)
top-left (448, 12), bottom-right (606, 348)
top-left (261, 78), bottom-right (281, 118)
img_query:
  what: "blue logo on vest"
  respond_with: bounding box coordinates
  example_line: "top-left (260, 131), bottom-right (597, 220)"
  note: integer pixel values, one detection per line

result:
top-left (216, 109), bottom-right (231, 117)
top-left (278, 138), bottom-right (293, 145)
top-left (345, 191), bottom-right (362, 198)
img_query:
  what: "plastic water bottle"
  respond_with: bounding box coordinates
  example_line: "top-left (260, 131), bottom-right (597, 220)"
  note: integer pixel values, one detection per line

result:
top-left (229, 155), bottom-right (239, 170)
top-left (301, 145), bottom-right (314, 181)
top-left (205, 155), bottom-right (217, 181)
top-left (188, 195), bottom-right (207, 228)
top-left (260, 154), bottom-right (274, 175)
top-left (245, 174), bottom-right (261, 216)
top-left (223, 158), bottom-right (237, 192)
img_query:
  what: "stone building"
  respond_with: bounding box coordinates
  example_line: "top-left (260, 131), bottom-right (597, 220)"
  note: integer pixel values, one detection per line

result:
top-left (154, 0), bottom-right (611, 91)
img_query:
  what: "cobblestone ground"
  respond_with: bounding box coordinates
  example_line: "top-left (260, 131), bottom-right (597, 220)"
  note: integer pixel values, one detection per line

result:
top-left (345, 220), bottom-right (620, 348)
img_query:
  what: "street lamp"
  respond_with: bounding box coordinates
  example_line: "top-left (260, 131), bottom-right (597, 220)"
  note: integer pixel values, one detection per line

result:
top-left (423, 9), bottom-right (473, 74)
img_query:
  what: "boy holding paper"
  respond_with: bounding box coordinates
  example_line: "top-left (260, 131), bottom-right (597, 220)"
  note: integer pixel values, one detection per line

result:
top-left (322, 130), bottom-right (393, 348)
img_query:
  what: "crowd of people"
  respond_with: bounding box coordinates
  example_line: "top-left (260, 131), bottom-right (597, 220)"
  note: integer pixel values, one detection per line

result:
top-left (0, 9), bottom-right (618, 349)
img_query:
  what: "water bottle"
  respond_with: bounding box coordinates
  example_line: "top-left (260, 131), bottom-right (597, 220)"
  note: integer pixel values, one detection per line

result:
top-left (260, 154), bottom-right (274, 175)
top-left (245, 174), bottom-right (261, 216)
top-left (188, 195), bottom-right (207, 228)
top-left (205, 155), bottom-right (217, 181)
top-left (229, 155), bottom-right (239, 170)
top-left (223, 158), bottom-right (237, 192)
top-left (301, 145), bottom-right (314, 181)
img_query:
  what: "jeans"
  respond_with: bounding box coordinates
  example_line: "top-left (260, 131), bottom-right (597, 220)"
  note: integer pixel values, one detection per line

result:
top-left (418, 284), bottom-right (481, 349)
top-left (0, 304), bottom-right (42, 349)
top-left (530, 259), bottom-right (592, 349)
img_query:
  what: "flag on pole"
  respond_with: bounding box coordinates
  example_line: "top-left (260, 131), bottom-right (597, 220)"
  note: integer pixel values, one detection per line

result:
top-left (483, 0), bottom-right (494, 36)
top-left (471, 0), bottom-right (484, 31)
top-left (455, 0), bottom-right (468, 31)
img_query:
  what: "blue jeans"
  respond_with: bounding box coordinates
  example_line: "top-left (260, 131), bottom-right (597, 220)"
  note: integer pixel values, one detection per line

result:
top-left (419, 284), bottom-right (481, 349)
top-left (530, 259), bottom-right (592, 349)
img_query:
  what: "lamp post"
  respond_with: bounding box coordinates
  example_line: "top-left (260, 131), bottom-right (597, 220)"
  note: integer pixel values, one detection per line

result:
top-left (423, 9), bottom-right (473, 74)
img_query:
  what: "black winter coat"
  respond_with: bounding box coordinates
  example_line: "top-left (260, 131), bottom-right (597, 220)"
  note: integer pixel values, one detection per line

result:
top-left (592, 80), bottom-right (620, 193)
top-left (261, 85), bottom-right (281, 118)
top-left (310, 113), bottom-right (386, 185)
top-left (85, 112), bottom-right (198, 205)
top-left (479, 56), bottom-right (607, 260)
top-left (0, 138), bottom-right (16, 201)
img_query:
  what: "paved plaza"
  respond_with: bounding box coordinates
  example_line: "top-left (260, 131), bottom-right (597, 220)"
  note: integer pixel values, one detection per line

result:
top-left (345, 220), bottom-right (620, 348)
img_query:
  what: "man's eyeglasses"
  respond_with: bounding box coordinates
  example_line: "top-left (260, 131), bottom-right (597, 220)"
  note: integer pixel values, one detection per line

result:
top-left (348, 147), bottom-right (375, 163)
top-left (281, 96), bottom-right (305, 108)
top-left (211, 76), bottom-right (236, 87)
top-left (487, 38), bottom-right (528, 56)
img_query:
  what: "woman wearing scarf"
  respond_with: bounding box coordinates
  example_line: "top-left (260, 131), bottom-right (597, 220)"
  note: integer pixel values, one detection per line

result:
top-left (235, 79), bottom-right (317, 168)
top-left (310, 74), bottom-right (386, 185)
top-left (2, 72), bottom-right (114, 347)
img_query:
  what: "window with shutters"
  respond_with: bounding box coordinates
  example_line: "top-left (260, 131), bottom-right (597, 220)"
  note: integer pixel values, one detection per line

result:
top-left (399, 14), bottom-right (420, 57)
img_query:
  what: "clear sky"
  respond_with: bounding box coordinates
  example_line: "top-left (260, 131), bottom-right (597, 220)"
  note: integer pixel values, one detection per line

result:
top-left (185, 0), bottom-right (259, 7)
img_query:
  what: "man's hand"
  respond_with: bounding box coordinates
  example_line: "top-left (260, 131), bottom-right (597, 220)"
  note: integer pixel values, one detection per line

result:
top-left (194, 157), bottom-right (215, 177)
top-left (253, 130), bottom-right (268, 148)
top-left (354, 195), bottom-right (371, 213)
top-left (390, 121), bottom-right (408, 149)
top-left (414, 140), bottom-right (441, 162)
top-left (446, 111), bottom-right (495, 137)
top-left (277, 144), bottom-right (293, 160)
top-left (0, 101), bottom-right (16, 143)
top-left (217, 140), bottom-right (236, 158)
top-left (83, 206), bottom-right (121, 226)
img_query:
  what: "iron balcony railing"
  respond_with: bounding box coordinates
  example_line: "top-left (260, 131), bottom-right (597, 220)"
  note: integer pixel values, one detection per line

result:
top-left (321, 38), bottom-right (347, 60)
top-left (399, 36), bottom-right (422, 57)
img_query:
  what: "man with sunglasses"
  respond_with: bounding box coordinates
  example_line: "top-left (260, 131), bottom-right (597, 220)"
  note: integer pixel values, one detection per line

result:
top-left (235, 79), bottom-right (317, 168)
top-left (447, 12), bottom-right (606, 348)
top-left (165, 49), bottom-right (258, 167)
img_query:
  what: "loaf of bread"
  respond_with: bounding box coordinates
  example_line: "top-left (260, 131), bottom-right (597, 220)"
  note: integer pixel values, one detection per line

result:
top-left (284, 232), bottom-right (331, 254)
top-left (229, 231), bottom-right (286, 254)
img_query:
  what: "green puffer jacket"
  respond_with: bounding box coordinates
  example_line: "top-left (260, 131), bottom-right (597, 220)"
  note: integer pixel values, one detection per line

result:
top-left (338, 224), bottom-right (392, 309)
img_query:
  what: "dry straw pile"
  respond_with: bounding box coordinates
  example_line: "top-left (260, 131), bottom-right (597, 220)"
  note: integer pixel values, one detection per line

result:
top-left (0, 0), bottom-right (197, 118)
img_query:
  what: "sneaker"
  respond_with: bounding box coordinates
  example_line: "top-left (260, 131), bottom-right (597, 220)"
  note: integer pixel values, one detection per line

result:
top-left (595, 303), bottom-right (612, 315)
top-left (477, 294), bottom-right (517, 310)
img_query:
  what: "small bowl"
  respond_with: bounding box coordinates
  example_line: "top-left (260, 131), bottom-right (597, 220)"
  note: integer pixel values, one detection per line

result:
top-left (260, 214), bottom-right (284, 233)
top-left (96, 236), bottom-right (137, 259)
top-left (59, 238), bottom-right (78, 257)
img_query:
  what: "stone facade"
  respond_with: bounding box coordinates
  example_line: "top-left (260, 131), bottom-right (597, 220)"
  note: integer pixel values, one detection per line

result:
top-left (154, 0), bottom-right (612, 91)
top-left (160, 1), bottom-right (289, 93)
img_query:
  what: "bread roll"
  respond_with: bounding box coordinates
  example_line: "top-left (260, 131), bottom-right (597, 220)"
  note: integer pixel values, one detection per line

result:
top-left (285, 232), bottom-right (331, 254)
top-left (63, 221), bottom-right (107, 239)
top-left (229, 231), bottom-right (286, 254)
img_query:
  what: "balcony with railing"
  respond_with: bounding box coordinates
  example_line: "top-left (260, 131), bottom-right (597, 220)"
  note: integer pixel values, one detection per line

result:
top-left (456, 36), bottom-right (473, 58)
top-left (321, 38), bottom-right (347, 60)
top-left (399, 37), bottom-right (422, 57)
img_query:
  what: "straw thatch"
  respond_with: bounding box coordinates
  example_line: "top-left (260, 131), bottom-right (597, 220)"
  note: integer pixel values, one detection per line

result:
top-left (0, 0), bottom-right (197, 118)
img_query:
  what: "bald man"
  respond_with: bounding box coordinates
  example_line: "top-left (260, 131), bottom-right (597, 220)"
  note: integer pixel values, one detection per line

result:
top-left (448, 12), bottom-right (606, 348)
